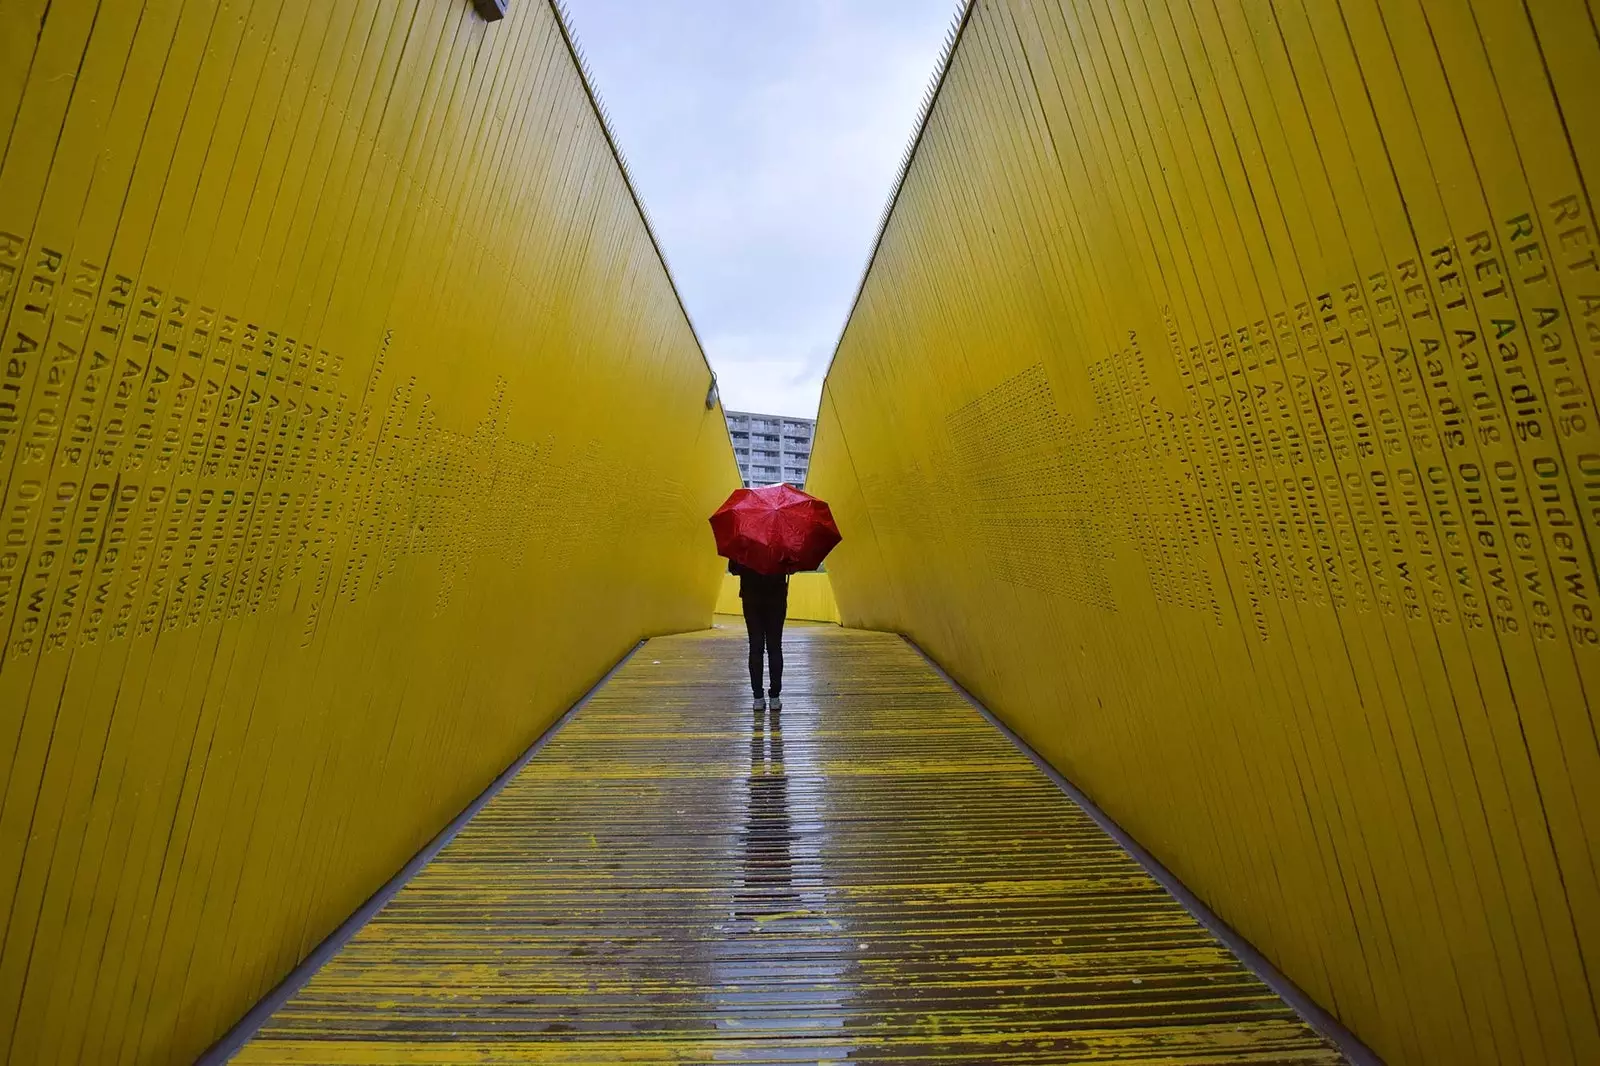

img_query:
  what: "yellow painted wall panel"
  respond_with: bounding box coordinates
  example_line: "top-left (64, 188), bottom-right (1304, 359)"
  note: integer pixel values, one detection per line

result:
top-left (809, 1), bottom-right (1600, 1062)
top-left (786, 572), bottom-right (840, 623)
top-left (0, 1), bottom-right (738, 1063)
top-left (716, 573), bottom-right (738, 615)
top-left (715, 571), bottom-right (841, 623)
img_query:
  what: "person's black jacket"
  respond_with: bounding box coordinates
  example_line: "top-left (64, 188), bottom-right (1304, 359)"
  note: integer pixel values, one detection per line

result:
top-left (729, 560), bottom-right (788, 601)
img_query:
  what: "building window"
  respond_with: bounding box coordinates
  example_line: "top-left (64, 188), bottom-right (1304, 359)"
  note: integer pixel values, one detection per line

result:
top-left (725, 411), bottom-right (816, 482)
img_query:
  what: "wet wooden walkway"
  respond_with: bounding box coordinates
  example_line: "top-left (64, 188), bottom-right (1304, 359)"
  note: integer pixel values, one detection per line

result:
top-left (233, 624), bottom-right (1345, 1064)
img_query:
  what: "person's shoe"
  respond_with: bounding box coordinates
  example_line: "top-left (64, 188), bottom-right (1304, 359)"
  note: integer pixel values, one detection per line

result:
top-left (769, 697), bottom-right (782, 711)
top-left (752, 697), bottom-right (767, 712)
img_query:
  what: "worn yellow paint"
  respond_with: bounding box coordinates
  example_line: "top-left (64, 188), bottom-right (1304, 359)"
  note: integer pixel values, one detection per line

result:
top-left (716, 571), bottom-right (842, 623)
top-left (809, 1), bottom-right (1600, 1063)
top-left (0, 1), bottom-right (735, 1063)
top-left (236, 624), bottom-right (1345, 1064)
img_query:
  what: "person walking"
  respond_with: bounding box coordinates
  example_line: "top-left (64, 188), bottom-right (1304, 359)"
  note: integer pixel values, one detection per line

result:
top-left (711, 482), bottom-right (839, 713)
top-left (730, 560), bottom-right (788, 711)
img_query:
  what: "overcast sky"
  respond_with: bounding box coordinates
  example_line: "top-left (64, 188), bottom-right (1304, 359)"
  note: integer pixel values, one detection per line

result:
top-left (562, 1), bottom-right (959, 420)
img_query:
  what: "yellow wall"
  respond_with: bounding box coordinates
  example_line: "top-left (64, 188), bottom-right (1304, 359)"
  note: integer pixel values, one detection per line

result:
top-left (716, 571), bottom-right (841, 623)
top-left (810, 1), bottom-right (1600, 1063)
top-left (0, 2), bottom-right (737, 1063)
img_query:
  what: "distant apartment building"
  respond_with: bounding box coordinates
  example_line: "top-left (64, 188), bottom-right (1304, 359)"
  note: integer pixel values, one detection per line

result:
top-left (725, 410), bottom-right (814, 487)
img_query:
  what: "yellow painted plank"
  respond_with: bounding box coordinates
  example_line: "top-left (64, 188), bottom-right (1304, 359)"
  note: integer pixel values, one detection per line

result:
top-left (0, 2), bottom-right (738, 1062)
top-left (809, 2), bottom-right (1600, 1062)
top-left (235, 624), bottom-right (1345, 1065)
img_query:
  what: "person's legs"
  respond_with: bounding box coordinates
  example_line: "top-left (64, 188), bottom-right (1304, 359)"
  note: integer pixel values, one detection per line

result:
top-left (764, 597), bottom-right (786, 699)
top-left (742, 598), bottom-right (765, 700)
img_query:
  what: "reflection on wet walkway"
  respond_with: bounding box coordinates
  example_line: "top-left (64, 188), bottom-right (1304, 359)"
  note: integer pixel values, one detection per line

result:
top-left (712, 692), bottom-right (854, 1055)
top-left (236, 624), bottom-right (1347, 1064)
top-left (736, 703), bottom-right (797, 918)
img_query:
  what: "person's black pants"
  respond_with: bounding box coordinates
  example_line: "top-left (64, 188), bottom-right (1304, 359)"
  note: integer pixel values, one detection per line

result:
top-left (742, 595), bottom-right (786, 699)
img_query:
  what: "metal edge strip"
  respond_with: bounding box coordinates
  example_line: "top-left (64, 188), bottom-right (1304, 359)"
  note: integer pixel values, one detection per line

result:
top-left (542, 0), bottom-right (715, 379)
top-left (899, 633), bottom-right (1385, 1066)
top-left (194, 639), bottom-right (646, 1064)
top-left (818, 0), bottom-right (975, 392)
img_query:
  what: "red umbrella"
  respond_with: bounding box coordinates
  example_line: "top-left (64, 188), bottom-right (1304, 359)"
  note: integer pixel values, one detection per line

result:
top-left (710, 484), bottom-right (842, 575)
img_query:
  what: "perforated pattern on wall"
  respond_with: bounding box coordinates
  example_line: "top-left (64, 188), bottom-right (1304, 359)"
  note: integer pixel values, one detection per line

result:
top-left (810, 0), bottom-right (1600, 1062)
top-left (946, 364), bottom-right (1113, 608)
top-left (0, 2), bottom-right (737, 1063)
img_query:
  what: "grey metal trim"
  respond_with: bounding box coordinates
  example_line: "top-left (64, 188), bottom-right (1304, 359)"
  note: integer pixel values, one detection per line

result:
top-left (900, 634), bottom-right (1384, 1066)
top-left (542, 0), bottom-right (717, 382)
top-left (819, 0), bottom-right (975, 394)
top-left (195, 641), bottom-right (644, 1064)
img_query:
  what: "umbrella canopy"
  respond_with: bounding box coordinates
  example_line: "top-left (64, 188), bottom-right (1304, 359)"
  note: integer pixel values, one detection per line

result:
top-left (710, 484), bottom-right (842, 576)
